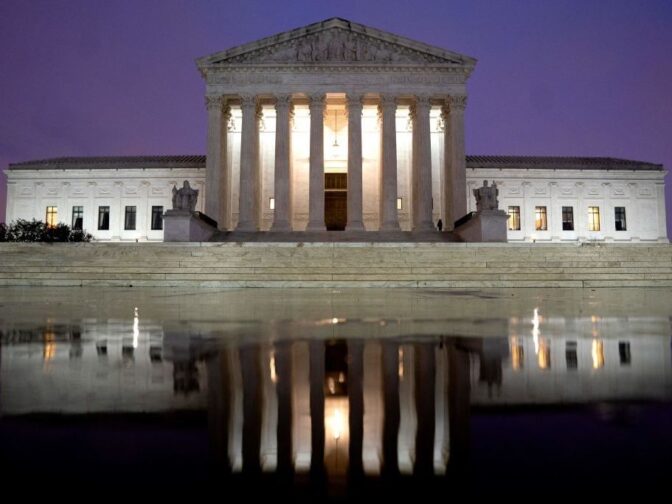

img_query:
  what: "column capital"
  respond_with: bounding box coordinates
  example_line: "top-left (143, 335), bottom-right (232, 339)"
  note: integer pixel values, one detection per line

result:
top-left (275, 94), bottom-right (293, 110)
top-left (240, 94), bottom-right (259, 111)
top-left (308, 93), bottom-right (326, 111)
top-left (379, 94), bottom-right (398, 111)
top-left (346, 94), bottom-right (364, 112)
top-left (446, 94), bottom-right (468, 113)
top-left (410, 95), bottom-right (432, 119)
top-left (205, 95), bottom-right (228, 113)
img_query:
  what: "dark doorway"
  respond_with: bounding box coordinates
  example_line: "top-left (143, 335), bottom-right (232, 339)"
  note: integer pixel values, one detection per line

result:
top-left (325, 173), bottom-right (347, 231)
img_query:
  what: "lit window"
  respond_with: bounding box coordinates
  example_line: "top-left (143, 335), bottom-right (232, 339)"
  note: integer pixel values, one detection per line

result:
top-left (592, 339), bottom-right (604, 369)
top-left (507, 206), bottom-right (520, 230)
top-left (269, 197), bottom-right (275, 210)
top-left (588, 206), bottom-right (600, 231)
top-left (562, 206), bottom-right (574, 231)
top-left (397, 197), bottom-right (403, 210)
top-left (71, 206), bottom-right (83, 231)
top-left (535, 206), bottom-right (547, 231)
top-left (124, 206), bottom-right (137, 231)
top-left (615, 207), bottom-right (627, 231)
top-left (510, 336), bottom-right (524, 370)
top-left (538, 339), bottom-right (551, 370)
top-left (151, 206), bottom-right (164, 230)
top-left (98, 206), bottom-right (110, 230)
top-left (45, 206), bottom-right (58, 228)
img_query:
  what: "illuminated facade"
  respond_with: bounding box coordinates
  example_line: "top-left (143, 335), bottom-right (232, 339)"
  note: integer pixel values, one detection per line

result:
top-left (3, 18), bottom-right (668, 242)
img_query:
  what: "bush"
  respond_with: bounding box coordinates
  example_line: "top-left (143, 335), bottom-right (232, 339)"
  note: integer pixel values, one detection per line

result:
top-left (1, 219), bottom-right (92, 242)
top-left (0, 222), bottom-right (6, 242)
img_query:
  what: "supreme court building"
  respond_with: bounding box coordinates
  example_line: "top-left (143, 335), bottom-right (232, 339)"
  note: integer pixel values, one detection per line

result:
top-left (4, 18), bottom-right (668, 242)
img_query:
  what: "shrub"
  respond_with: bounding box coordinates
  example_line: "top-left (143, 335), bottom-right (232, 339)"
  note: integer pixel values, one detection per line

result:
top-left (0, 222), bottom-right (6, 242)
top-left (2, 219), bottom-right (92, 242)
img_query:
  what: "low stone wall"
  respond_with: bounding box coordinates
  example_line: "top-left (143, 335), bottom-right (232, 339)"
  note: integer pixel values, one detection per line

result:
top-left (1, 242), bottom-right (671, 288)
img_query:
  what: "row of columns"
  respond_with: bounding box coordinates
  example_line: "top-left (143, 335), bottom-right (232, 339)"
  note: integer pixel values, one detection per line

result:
top-left (205, 93), bottom-right (467, 232)
top-left (207, 339), bottom-right (473, 477)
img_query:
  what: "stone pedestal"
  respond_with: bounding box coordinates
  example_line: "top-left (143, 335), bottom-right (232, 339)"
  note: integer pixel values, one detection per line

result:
top-left (454, 210), bottom-right (508, 242)
top-left (163, 210), bottom-right (218, 242)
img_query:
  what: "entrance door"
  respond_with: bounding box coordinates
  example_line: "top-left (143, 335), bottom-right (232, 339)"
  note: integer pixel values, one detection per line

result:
top-left (325, 173), bottom-right (347, 231)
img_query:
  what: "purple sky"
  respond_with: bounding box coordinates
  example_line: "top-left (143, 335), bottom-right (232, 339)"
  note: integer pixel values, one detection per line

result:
top-left (1, 0), bottom-right (671, 236)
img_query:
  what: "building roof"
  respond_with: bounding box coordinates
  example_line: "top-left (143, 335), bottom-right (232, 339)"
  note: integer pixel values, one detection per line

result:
top-left (466, 155), bottom-right (664, 171)
top-left (8, 155), bottom-right (663, 171)
top-left (8, 155), bottom-right (206, 170)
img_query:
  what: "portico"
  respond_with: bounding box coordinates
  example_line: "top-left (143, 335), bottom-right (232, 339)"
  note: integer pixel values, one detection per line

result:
top-left (197, 18), bottom-right (475, 233)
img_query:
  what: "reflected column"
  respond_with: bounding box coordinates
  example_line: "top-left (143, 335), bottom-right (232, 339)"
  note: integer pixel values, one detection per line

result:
top-left (309, 340), bottom-right (326, 475)
top-left (275, 339), bottom-right (294, 476)
top-left (381, 341), bottom-right (400, 476)
top-left (447, 341), bottom-right (471, 475)
top-left (348, 340), bottom-right (364, 478)
top-left (240, 344), bottom-right (262, 474)
top-left (207, 349), bottom-right (232, 472)
top-left (414, 342), bottom-right (435, 476)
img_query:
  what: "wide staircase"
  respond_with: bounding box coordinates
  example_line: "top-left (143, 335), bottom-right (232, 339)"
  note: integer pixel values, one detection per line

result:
top-left (0, 242), bottom-right (671, 288)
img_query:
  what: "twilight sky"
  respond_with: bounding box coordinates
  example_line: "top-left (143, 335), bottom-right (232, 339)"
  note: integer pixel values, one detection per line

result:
top-left (1, 0), bottom-right (671, 235)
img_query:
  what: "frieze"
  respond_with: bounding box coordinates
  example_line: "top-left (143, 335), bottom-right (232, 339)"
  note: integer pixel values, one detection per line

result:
top-left (209, 71), bottom-right (464, 86)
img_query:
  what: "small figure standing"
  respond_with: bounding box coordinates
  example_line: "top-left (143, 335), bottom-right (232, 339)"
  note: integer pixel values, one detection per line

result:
top-left (437, 218), bottom-right (443, 231)
top-left (172, 180), bottom-right (199, 212)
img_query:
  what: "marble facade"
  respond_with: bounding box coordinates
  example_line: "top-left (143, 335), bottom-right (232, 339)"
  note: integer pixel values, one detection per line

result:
top-left (3, 18), bottom-right (668, 242)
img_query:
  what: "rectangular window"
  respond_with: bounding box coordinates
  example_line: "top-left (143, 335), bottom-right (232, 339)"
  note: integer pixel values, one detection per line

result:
top-left (151, 206), bottom-right (164, 231)
top-left (124, 206), bottom-right (137, 231)
top-left (45, 206), bottom-right (58, 228)
top-left (565, 341), bottom-right (578, 370)
top-left (397, 198), bottom-right (403, 210)
top-left (269, 198), bottom-right (275, 210)
top-left (619, 342), bottom-right (631, 365)
top-left (562, 206), bottom-right (574, 231)
top-left (535, 206), bottom-right (548, 231)
top-left (507, 206), bottom-right (520, 231)
top-left (615, 207), bottom-right (627, 231)
top-left (71, 206), bottom-right (83, 231)
top-left (588, 206), bottom-right (600, 231)
top-left (98, 206), bottom-right (110, 230)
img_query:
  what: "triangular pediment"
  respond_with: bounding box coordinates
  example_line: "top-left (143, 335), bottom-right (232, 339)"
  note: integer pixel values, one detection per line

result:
top-left (197, 18), bottom-right (476, 68)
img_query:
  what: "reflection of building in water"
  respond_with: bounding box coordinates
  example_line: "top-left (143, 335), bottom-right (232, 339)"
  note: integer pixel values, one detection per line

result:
top-left (2, 314), bottom-right (672, 477)
top-left (0, 317), bottom-right (205, 414)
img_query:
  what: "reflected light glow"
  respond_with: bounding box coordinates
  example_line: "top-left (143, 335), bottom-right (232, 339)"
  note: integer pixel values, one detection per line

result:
top-left (270, 352), bottom-right (277, 383)
top-left (398, 347), bottom-right (404, 379)
top-left (532, 308), bottom-right (541, 355)
top-left (592, 339), bottom-right (605, 369)
top-left (133, 307), bottom-right (139, 349)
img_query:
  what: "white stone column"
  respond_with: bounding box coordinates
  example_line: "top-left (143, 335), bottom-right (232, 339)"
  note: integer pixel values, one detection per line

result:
top-left (379, 95), bottom-right (401, 231)
top-left (442, 95), bottom-right (467, 230)
top-left (307, 94), bottom-right (326, 231)
top-left (237, 95), bottom-right (261, 231)
top-left (411, 95), bottom-right (434, 231)
top-left (656, 182), bottom-right (668, 241)
top-left (271, 94), bottom-right (293, 231)
top-left (346, 94), bottom-right (365, 231)
top-left (205, 95), bottom-right (230, 229)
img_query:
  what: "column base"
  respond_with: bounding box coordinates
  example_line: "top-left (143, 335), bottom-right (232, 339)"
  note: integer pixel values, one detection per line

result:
top-left (270, 220), bottom-right (292, 232)
top-left (236, 221), bottom-right (259, 232)
top-left (380, 221), bottom-right (401, 232)
top-left (305, 221), bottom-right (326, 232)
top-left (346, 221), bottom-right (366, 232)
top-left (412, 221), bottom-right (435, 232)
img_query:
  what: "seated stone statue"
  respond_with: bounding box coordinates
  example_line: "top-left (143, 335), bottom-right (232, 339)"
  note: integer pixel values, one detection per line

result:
top-left (172, 180), bottom-right (199, 213)
top-left (473, 180), bottom-right (499, 212)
